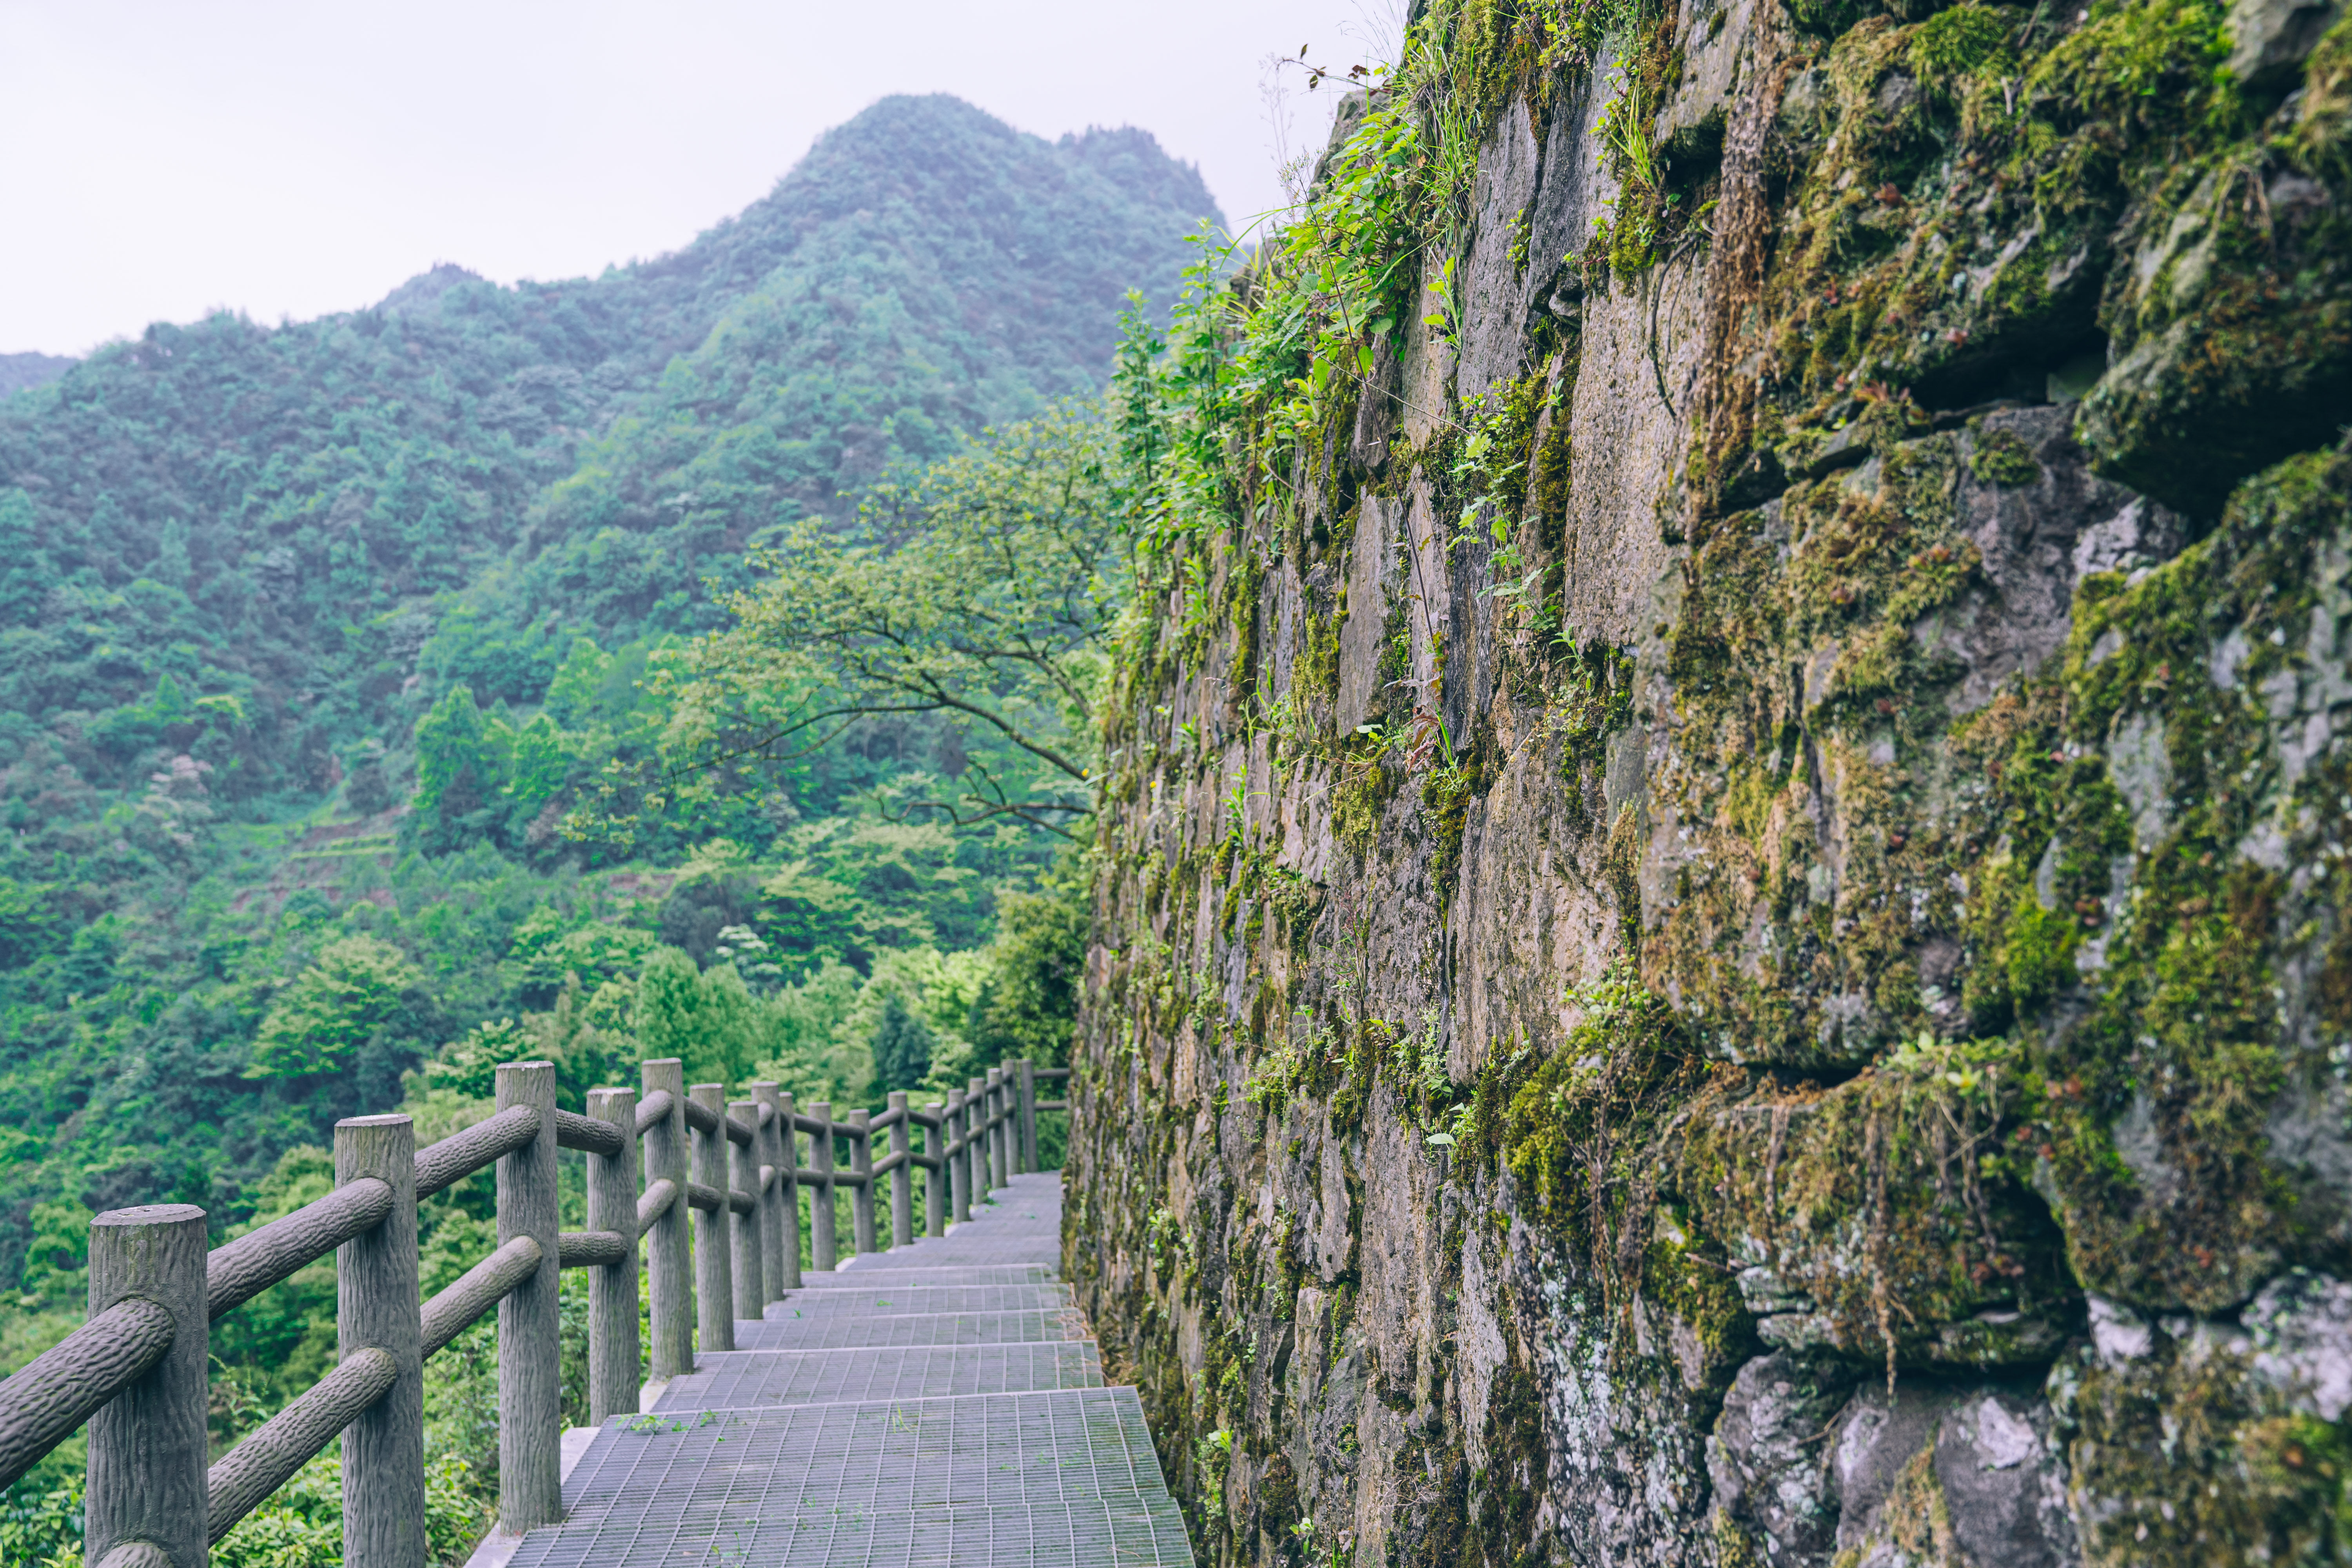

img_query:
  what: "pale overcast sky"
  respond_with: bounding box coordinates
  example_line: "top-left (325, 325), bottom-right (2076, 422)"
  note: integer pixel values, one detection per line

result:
top-left (0, 0), bottom-right (1403, 357)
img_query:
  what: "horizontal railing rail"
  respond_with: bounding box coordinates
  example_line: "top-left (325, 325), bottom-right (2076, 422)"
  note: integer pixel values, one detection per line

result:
top-left (553, 1108), bottom-right (623, 1158)
top-left (636, 1177), bottom-right (676, 1234)
top-left (420, 1236), bottom-right (543, 1358)
top-left (204, 1104), bottom-right (542, 1322)
top-left (205, 1180), bottom-right (393, 1321)
top-left (207, 1349), bottom-right (396, 1544)
top-left (0, 1054), bottom-right (1060, 1567)
top-left (0, 1298), bottom-right (175, 1491)
top-left (414, 1103), bottom-right (542, 1197)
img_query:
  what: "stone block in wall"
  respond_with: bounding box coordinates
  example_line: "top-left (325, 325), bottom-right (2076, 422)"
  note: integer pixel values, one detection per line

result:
top-left (1336, 497), bottom-right (1406, 734)
top-left (2055, 1274), bottom-right (2352, 1563)
top-left (1657, 0), bottom-right (1760, 172)
top-left (1711, 1353), bottom-right (2076, 1567)
top-left (1457, 101), bottom-right (1546, 409)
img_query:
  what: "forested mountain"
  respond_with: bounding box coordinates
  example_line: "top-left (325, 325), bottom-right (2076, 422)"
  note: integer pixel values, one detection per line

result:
top-left (0, 94), bottom-right (1212, 1544)
top-left (0, 354), bottom-right (73, 399)
top-left (0, 94), bottom-right (1212, 797)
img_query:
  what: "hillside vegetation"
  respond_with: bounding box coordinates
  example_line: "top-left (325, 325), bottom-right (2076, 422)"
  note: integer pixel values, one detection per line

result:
top-left (0, 91), bottom-right (1213, 1563)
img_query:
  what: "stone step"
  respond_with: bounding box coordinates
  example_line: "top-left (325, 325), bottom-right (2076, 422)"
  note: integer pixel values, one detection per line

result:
top-left (764, 1285), bottom-right (1076, 1319)
top-left (733, 1307), bottom-right (1089, 1352)
top-left (788, 1264), bottom-right (1057, 1290)
top-left (652, 1343), bottom-right (1105, 1413)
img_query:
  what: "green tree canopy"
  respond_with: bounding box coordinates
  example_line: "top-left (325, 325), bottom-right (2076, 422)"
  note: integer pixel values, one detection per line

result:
top-left (631, 945), bottom-right (776, 1087)
top-left (870, 992), bottom-right (935, 1094)
top-left (248, 935), bottom-right (433, 1080)
top-left (664, 403), bottom-right (1126, 836)
top-left (968, 878), bottom-right (1088, 1068)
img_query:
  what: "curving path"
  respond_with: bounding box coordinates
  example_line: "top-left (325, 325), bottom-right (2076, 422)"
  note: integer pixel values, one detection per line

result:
top-left (501, 1172), bottom-right (1192, 1567)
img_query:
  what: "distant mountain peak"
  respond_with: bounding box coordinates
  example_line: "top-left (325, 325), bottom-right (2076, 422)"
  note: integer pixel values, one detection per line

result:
top-left (0, 351), bottom-right (75, 399)
top-left (376, 263), bottom-right (487, 319)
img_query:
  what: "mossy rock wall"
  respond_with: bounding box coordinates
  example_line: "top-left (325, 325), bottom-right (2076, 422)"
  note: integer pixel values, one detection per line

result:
top-left (1067, 0), bottom-right (2352, 1562)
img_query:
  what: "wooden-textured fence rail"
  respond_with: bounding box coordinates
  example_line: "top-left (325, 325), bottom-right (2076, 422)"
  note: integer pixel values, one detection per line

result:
top-left (0, 1054), bottom-right (1060, 1568)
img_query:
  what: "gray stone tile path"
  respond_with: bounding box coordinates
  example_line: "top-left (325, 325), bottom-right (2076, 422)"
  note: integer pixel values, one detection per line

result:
top-left (504, 1174), bottom-right (1193, 1567)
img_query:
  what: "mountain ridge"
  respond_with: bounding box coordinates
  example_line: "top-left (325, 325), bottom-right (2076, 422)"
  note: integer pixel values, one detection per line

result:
top-left (0, 92), bottom-right (1218, 796)
top-left (0, 92), bottom-right (1213, 1316)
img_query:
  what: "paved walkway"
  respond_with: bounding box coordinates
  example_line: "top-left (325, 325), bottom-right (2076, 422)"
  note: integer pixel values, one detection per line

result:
top-left (505, 1173), bottom-right (1192, 1567)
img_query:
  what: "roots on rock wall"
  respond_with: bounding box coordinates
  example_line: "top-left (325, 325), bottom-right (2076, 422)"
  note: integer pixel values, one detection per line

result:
top-left (1066, 0), bottom-right (2352, 1562)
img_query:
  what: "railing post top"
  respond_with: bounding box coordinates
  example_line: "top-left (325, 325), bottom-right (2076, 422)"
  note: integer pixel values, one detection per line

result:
top-left (90, 1203), bottom-right (207, 1255)
top-left (811, 1100), bottom-right (831, 1118)
top-left (887, 1090), bottom-right (907, 1109)
top-left (848, 1107), bottom-right (868, 1125)
top-left (642, 1058), bottom-right (684, 1092)
top-left (690, 1082), bottom-right (724, 1100)
top-left (969, 1076), bottom-right (986, 1095)
top-left (588, 1085), bottom-right (635, 1112)
top-left (496, 1060), bottom-right (556, 1098)
top-left (93, 1202), bottom-right (205, 1227)
top-left (336, 1114), bottom-right (416, 1176)
top-left (987, 1065), bottom-right (1003, 1086)
top-left (750, 1079), bottom-right (779, 1094)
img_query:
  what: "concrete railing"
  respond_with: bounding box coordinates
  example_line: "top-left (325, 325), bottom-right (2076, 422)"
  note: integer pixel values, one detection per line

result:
top-left (0, 1054), bottom-right (1056, 1568)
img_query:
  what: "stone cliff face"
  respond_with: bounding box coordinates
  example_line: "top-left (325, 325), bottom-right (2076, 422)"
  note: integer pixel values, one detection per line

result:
top-left (1065, 0), bottom-right (2352, 1562)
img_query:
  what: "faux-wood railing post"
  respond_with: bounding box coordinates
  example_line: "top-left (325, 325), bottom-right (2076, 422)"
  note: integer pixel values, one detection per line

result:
top-left (887, 1092), bottom-right (912, 1249)
top-left (585, 1087), bottom-right (639, 1423)
top-left (982, 1070), bottom-right (1002, 1194)
top-left (809, 1103), bottom-right (836, 1271)
top-left (992, 1067), bottom-right (1012, 1189)
top-left (968, 1074), bottom-right (986, 1198)
top-left (688, 1084), bottom-right (734, 1352)
top-left (727, 1098), bottom-right (764, 1321)
top-left (973, 1071), bottom-right (990, 1195)
top-left (641, 1058), bottom-right (691, 1381)
top-left (83, 1204), bottom-right (207, 1568)
top-left (774, 1090), bottom-right (802, 1291)
top-left (980, 1071), bottom-right (1002, 1194)
top-left (1017, 1060), bottom-right (1038, 1174)
top-left (961, 1078), bottom-right (981, 1202)
top-left (1005, 1061), bottom-right (1021, 1176)
top-left (965, 1085), bottom-right (984, 1218)
top-left (495, 1060), bottom-right (561, 1534)
top-left (948, 1089), bottom-right (970, 1224)
top-left (923, 1102), bottom-right (946, 1238)
top-left (337, 1115), bottom-right (423, 1568)
top-left (848, 1109), bottom-right (875, 1254)
top-left (752, 1082), bottom-right (787, 1300)
top-left (1005, 1062), bottom-right (1020, 1176)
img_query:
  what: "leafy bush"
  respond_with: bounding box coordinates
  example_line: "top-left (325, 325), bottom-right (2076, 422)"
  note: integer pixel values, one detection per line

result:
top-left (249, 936), bottom-right (435, 1081)
top-left (871, 993), bottom-right (936, 1093)
top-left (211, 1449), bottom-right (488, 1568)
